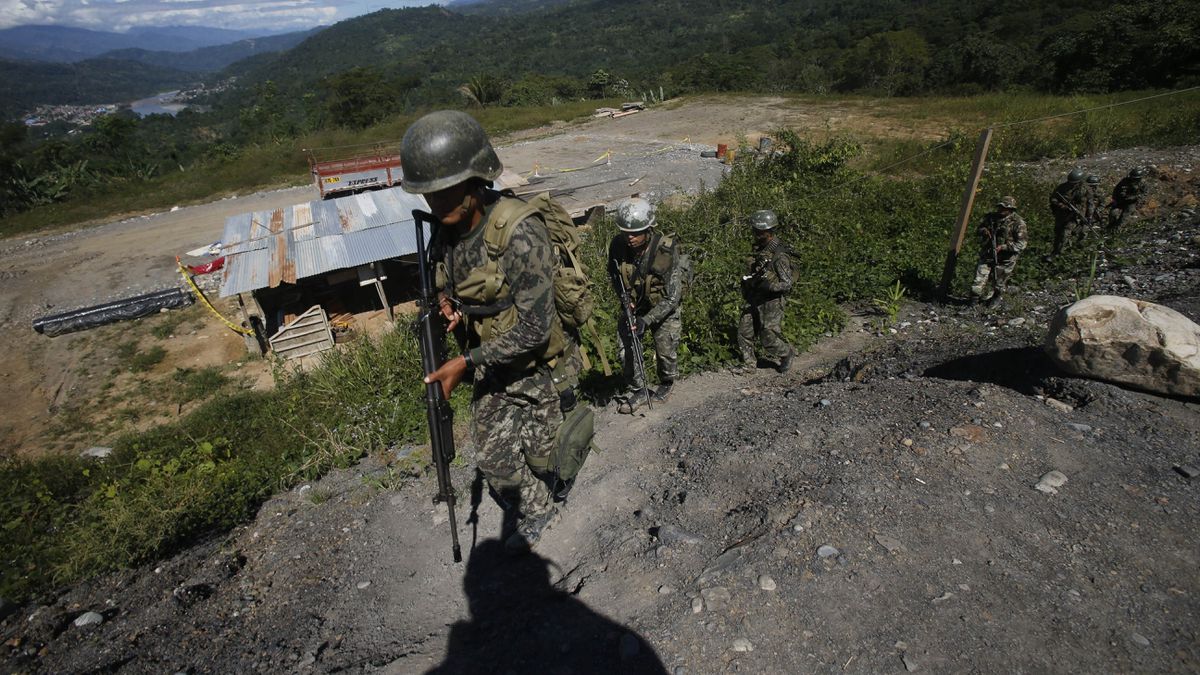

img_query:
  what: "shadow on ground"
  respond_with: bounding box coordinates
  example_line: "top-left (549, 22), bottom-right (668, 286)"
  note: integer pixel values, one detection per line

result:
top-left (426, 538), bottom-right (667, 675)
top-left (923, 346), bottom-right (1056, 394)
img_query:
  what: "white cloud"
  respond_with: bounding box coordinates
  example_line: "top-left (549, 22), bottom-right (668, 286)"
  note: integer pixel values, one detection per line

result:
top-left (0, 0), bottom-right (432, 32)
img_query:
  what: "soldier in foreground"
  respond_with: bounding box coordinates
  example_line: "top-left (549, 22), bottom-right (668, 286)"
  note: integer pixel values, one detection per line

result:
top-left (404, 110), bottom-right (581, 553)
top-left (1108, 166), bottom-right (1149, 230)
top-left (607, 198), bottom-right (686, 411)
top-left (734, 209), bottom-right (795, 374)
top-left (1047, 168), bottom-right (1088, 260)
top-left (969, 196), bottom-right (1028, 308)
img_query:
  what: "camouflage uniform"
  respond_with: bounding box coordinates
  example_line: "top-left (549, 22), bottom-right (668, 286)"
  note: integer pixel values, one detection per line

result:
top-left (440, 194), bottom-right (563, 518)
top-left (1085, 178), bottom-right (1105, 229)
top-left (1108, 175), bottom-right (1148, 229)
top-left (970, 209), bottom-right (1028, 300)
top-left (737, 237), bottom-right (794, 367)
top-left (1049, 180), bottom-right (1088, 256)
top-left (608, 231), bottom-right (685, 390)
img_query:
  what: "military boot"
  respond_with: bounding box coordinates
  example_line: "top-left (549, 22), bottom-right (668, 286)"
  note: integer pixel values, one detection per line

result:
top-left (652, 381), bottom-right (674, 403)
top-left (617, 388), bottom-right (651, 414)
top-left (985, 290), bottom-right (1004, 308)
top-left (776, 349), bottom-right (795, 374)
top-left (504, 507), bottom-right (559, 554)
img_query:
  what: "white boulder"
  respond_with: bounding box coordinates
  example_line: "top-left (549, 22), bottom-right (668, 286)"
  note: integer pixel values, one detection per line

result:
top-left (1045, 295), bottom-right (1200, 397)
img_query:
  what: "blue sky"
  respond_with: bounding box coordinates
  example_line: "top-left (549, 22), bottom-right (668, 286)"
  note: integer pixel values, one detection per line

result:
top-left (0, 0), bottom-right (442, 32)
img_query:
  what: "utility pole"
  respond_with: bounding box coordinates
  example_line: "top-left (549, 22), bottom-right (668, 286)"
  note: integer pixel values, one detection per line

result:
top-left (939, 128), bottom-right (993, 299)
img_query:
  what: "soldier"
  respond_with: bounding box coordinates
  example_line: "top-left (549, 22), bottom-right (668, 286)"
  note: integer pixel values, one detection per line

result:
top-left (1085, 174), bottom-right (1105, 230)
top-left (1047, 168), bottom-right (1088, 259)
top-left (607, 197), bottom-right (686, 410)
top-left (970, 196), bottom-right (1028, 308)
top-left (734, 209), bottom-right (795, 375)
top-left (1108, 166), bottom-right (1149, 230)
top-left (404, 110), bottom-right (579, 552)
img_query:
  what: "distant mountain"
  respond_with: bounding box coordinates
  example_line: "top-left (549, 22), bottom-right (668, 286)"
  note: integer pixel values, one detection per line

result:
top-left (0, 58), bottom-right (195, 118)
top-left (0, 24), bottom-right (271, 63)
top-left (100, 28), bottom-right (321, 73)
top-left (447, 0), bottom-right (582, 13)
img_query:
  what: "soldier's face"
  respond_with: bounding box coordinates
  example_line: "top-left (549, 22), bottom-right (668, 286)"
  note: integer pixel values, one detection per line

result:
top-left (426, 183), bottom-right (478, 229)
top-left (754, 230), bottom-right (772, 244)
top-left (625, 231), bottom-right (649, 249)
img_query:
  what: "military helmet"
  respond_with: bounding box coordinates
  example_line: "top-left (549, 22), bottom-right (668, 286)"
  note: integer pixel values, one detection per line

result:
top-left (1086, 175), bottom-right (1100, 185)
top-left (400, 110), bottom-right (502, 195)
top-left (1067, 168), bottom-right (1085, 183)
top-left (616, 197), bottom-right (655, 232)
top-left (750, 209), bottom-right (779, 231)
top-left (1130, 166), bottom-right (1147, 178)
top-left (997, 196), bottom-right (1017, 210)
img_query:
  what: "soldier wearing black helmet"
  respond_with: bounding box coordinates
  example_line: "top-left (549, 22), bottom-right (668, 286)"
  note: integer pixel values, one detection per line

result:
top-left (970, 196), bottom-right (1028, 308)
top-left (734, 209), bottom-right (795, 374)
top-left (403, 110), bottom-right (577, 553)
top-left (1047, 168), bottom-right (1089, 259)
top-left (607, 197), bottom-right (688, 410)
top-left (1108, 166), bottom-right (1149, 230)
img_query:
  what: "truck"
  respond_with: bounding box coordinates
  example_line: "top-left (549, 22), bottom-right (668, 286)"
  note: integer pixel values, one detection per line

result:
top-left (306, 147), bottom-right (403, 199)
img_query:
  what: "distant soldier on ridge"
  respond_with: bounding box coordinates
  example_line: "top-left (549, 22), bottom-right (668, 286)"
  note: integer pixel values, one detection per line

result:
top-left (970, 196), bottom-right (1028, 308)
top-left (1047, 168), bottom-right (1089, 260)
top-left (1108, 166), bottom-right (1150, 230)
top-left (607, 198), bottom-right (687, 411)
top-left (734, 209), bottom-right (795, 374)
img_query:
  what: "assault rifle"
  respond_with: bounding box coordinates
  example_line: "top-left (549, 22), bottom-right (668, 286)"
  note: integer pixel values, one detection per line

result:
top-left (609, 259), bottom-right (650, 409)
top-left (412, 209), bottom-right (462, 563)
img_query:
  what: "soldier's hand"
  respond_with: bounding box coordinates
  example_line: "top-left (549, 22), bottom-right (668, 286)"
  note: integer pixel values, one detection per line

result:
top-left (425, 355), bottom-right (468, 399)
top-left (438, 296), bottom-right (462, 331)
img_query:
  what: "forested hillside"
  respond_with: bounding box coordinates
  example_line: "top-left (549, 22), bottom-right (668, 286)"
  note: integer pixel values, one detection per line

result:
top-left (0, 59), bottom-right (195, 118)
top-left (2, 0), bottom-right (1197, 225)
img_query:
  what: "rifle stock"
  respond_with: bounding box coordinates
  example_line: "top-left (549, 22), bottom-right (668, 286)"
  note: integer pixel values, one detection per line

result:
top-left (413, 209), bottom-right (462, 563)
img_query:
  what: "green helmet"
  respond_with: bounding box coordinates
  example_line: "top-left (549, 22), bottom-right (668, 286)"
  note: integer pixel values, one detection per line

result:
top-left (400, 110), bottom-right (502, 194)
top-left (997, 196), bottom-right (1017, 210)
top-left (750, 209), bottom-right (778, 231)
top-left (1086, 175), bottom-right (1100, 185)
top-left (616, 197), bottom-right (655, 232)
top-left (1067, 168), bottom-right (1085, 183)
top-left (1130, 166), bottom-right (1147, 178)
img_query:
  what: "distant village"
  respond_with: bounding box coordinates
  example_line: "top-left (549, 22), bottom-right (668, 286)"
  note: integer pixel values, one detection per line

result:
top-left (21, 80), bottom-right (232, 131)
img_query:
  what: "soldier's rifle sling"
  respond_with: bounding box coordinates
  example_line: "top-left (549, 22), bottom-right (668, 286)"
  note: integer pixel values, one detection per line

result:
top-left (413, 209), bottom-right (463, 564)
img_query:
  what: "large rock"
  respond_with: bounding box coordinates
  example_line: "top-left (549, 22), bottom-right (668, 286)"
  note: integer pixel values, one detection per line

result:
top-left (1045, 295), bottom-right (1200, 397)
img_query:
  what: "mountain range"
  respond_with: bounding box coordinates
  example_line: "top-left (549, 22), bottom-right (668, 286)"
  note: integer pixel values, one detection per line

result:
top-left (0, 24), bottom-right (277, 63)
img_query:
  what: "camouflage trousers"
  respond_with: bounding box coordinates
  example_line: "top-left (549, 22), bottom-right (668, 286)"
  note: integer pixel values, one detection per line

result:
top-left (471, 365), bottom-right (561, 518)
top-left (617, 307), bottom-right (681, 390)
top-left (737, 296), bottom-right (791, 365)
top-left (1107, 203), bottom-right (1138, 230)
top-left (1051, 212), bottom-right (1084, 256)
top-left (970, 255), bottom-right (1019, 299)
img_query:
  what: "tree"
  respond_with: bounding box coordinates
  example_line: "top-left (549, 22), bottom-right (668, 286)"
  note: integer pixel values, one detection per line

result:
top-left (840, 30), bottom-right (931, 96)
top-left (320, 68), bottom-right (397, 130)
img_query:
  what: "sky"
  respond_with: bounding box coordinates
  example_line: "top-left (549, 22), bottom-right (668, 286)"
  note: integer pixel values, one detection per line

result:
top-left (0, 0), bottom-right (444, 32)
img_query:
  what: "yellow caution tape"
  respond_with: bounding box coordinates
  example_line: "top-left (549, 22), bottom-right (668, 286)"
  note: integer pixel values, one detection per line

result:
top-left (175, 257), bottom-right (254, 336)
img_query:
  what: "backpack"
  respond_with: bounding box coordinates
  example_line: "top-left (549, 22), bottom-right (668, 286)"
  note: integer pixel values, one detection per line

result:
top-left (487, 191), bottom-right (595, 332)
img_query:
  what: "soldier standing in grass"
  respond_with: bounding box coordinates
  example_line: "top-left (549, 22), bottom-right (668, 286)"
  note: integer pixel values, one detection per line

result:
top-left (970, 196), bottom-right (1028, 308)
top-left (1047, 168), bottom-right (1088, 260)
top-left (1085, 174), bottom-right (1105, 230)
top-left (405, 110), bottom-right (581, 553)
top-left (1108, 166), bottom-right (1149, 230)
top-left (733, 209), bottom-right (795, 374)
top-left (607, 197), bottom-right (686, 411)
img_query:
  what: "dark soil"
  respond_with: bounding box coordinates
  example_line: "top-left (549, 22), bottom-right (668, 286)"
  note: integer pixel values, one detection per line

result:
top-left (3, 177), bottom-right (1199, 675)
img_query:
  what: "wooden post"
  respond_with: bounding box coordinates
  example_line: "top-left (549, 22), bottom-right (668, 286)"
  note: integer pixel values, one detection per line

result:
top-left (939, 128), bottom-right (993, 298)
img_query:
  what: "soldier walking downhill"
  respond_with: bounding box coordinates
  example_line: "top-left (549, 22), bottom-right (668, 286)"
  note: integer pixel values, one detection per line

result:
top-left (734, 209), bottom-right (795, 374)
top-left (970, 196), bottom-right (1028, 308)
top-left (405, 110), bottom-right (586, 553)
top-left (1047, 168), bottom-right (1089, 260)
top-left (1108, 166), bottom-right (1149, 230)
top-left (607, 198), bottom-right (686, 411)
top-left (1085, 174), bottom-right (1105, 230)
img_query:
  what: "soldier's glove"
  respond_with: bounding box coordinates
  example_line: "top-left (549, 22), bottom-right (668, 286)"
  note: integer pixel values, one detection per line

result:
top-left (632, 316), bottom-right (647, 336)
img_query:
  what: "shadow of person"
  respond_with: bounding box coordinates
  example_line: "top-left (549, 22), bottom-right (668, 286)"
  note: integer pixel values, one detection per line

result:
top-left (427, 539), bottom-right (668, 675)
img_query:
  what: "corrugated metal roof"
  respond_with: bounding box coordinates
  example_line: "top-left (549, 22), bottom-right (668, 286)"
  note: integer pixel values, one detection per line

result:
top-left (219, 187), bottom-right (431, 297)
